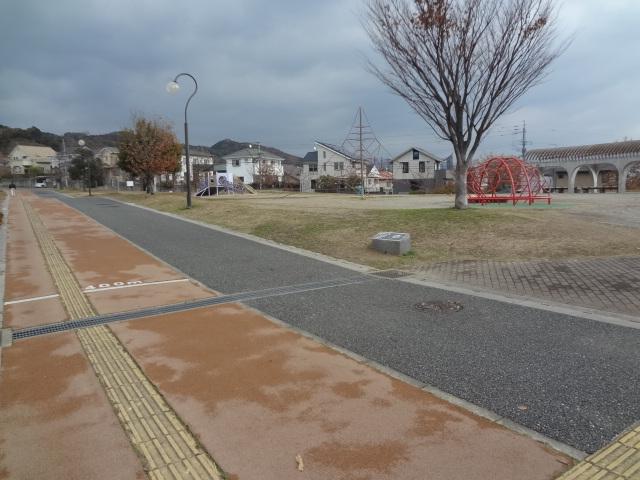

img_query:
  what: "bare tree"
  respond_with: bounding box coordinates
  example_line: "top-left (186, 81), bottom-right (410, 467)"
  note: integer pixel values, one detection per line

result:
top-left (254, 160), bottom-right (278, 189)
top-left (364, 0), bottom-right (566, 208)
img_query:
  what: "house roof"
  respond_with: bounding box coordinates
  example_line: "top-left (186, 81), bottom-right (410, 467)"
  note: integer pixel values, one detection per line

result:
top-left (526, 140), bottom-right (640, 163)
top-left (97, 147), bottom-right (119, 154)
top-left (391, 147), bottom-right (443, 163)
top-left (222, 147), bottom-right (284, 161)
top-left (315, 141), bottom-right (355, 160)
top-left (302, 151), bottom-right (318, 164)
top-left (379, 170), bottom-right (393, 180)
top-left (9, 145), bottom-right (57, 157)
top-left (183, 147), bottom-right (215, 158)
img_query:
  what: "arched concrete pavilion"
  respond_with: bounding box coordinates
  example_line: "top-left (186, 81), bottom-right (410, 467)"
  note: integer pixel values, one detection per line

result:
top-left (525, 140), bottom-right (640, 193)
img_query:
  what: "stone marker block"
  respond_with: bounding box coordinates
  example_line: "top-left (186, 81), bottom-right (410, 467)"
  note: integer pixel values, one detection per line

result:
top-left (371, 232), bottom-right (411, 255)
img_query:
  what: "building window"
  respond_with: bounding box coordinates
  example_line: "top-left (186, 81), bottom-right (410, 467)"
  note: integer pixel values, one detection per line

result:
top-left (402, 162), bottom-right (409, 173)
top-left (234, 159), bottom-right (240, 167)
top-left (323, 151), bottom-right (326, 159)
top-left (334, 162), bottom-right (344, 171)
top-left (412, 149), bottom-right (420, 160)
top-left (311, 179), bottom-right (317, 189)
top-left (323, 164), bottom-right (327, 171)
top-left (309, 163), bottom-right (318, 172)
top-left (419, 161), bottom-right (425, 173)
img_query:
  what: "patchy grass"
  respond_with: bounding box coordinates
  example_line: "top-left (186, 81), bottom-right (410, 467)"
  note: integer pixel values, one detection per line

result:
top-left (107, 191), bottom-right (640, 270)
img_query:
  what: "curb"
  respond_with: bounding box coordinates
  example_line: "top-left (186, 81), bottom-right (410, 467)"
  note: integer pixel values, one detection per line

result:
top-left (0, 190), bottom-right (11, 366)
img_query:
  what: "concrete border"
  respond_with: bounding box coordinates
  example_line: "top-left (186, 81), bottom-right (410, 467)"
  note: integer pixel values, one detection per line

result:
top-left (0, 190), bottom-right (10, 365)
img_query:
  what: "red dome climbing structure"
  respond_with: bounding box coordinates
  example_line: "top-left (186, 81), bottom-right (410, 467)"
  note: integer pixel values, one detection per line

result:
top-left (467, 156), bottom-right (551, 205)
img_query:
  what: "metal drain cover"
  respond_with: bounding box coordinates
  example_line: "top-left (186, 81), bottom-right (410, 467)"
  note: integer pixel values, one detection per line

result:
top-left (414, 301), bottom-right (463, 313)
top-left (371, 270), bottom-right (412, 279)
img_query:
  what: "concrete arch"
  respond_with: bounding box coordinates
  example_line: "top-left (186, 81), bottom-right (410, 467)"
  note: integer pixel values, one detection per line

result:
top-left (584, 162), bottom-right (620, 192)
top-left (569, 165), bottom-right (598, 193)
top-left (619, 160), bottom-right (640, 193)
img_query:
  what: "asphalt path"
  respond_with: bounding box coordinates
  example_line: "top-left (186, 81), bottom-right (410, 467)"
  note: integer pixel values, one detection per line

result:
top-left (47, 192), bottom-right (640, 454)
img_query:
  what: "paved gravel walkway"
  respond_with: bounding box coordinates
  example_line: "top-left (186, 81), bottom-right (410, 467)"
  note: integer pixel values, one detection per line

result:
top-left (48, 192), bottom-right (640, 454)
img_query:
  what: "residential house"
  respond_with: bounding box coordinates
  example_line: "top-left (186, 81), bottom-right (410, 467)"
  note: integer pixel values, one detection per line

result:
top-left (391, 147), bottom-right (445, 193)
top-left (222, 146), bottom-right (284, 186)
top-left (95, 147), bottom-right (124, 185)
top-left (301, 141), bottom-right (366, 192)
top-left (8, 144), bottom-right (58, 175)
top-left (176, 148), bottom-right (217, 183)
top-left (366, 166), bottom-right (393, 193)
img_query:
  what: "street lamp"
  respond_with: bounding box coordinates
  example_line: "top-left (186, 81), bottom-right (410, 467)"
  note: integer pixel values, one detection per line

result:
top-left (78, 139), bottom-right (92, 197)
top-left (167, 73), bottom-right (198, 208)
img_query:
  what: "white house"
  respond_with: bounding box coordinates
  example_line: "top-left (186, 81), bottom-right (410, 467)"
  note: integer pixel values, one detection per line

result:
top-left (366, 166), bottom-right (393, 193)
top-left (222, 146), bottom-right (284, 186)
top-left (8, 144), bottom-right (58, 174)
top-left (177, 148), bottom-right (217, 182)
top-left (391, 147), bottom-right (445, 193)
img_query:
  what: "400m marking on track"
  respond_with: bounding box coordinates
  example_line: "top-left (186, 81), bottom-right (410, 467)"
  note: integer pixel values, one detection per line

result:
top-left (84, 281), bottom-right (143, 291)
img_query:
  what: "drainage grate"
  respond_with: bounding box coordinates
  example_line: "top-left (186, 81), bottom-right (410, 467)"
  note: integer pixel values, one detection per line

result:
top-left (370, 269), bottom-right (413, 279)
top-left (414, 301), bottom-right (464, 313)
top-left (12, 275), bottom-right (374, 342)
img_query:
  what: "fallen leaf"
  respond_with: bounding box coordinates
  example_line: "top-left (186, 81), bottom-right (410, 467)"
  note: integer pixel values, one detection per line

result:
top-left (517, 404), bottom-right (529, 411)
top-left (295, 454), bottom-right (304, 472)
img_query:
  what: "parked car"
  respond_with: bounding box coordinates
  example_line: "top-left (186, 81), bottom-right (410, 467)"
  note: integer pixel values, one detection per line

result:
top-left (34, 176), bottom-right (47, 188)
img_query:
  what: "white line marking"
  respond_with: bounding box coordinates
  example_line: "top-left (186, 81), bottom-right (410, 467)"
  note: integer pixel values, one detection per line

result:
top-left (83, 278), bottom-right (190, 293)
top-left (4, 294), bottom-right (60, 306)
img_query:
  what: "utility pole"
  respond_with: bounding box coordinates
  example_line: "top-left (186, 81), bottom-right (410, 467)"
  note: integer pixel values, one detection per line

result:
top-left (258, 142), bottom-right (262, 190)
top-left (359, 107), bottom-right (365, 198)
top-left (521, 120), bottom-right (527, 159)
top-left (341, 106), bottom-right (389, 197)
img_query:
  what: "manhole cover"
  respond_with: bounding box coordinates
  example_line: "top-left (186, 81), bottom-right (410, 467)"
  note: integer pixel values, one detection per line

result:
top-left (414, 301), bottom-right (463, 313)
top-left (371, 270), bottom-right (412, 279)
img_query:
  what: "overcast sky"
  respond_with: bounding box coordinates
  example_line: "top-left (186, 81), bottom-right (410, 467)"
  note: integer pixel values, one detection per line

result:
top-left (1, 0), bottom-right (639, 158)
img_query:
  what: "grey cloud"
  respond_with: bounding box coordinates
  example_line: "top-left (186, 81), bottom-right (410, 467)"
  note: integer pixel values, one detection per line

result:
top-left (1, 0), bottom-right (639, 158)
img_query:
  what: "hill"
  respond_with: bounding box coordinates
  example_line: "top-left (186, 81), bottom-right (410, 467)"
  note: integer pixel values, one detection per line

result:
top-left (0, 125), bottom-right (124, 154)
top-left (0, 125), bottom-right (62, 153)
top-left (0, 126), bottom-right (303, 165)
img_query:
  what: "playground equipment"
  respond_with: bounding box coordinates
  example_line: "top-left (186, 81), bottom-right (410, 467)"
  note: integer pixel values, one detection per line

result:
top-left (467, 156), bottom-right (550, 205)
top-left (195, 172), bottom-right (255, 196)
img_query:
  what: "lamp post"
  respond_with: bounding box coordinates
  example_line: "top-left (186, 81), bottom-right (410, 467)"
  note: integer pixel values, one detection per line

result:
top-left (78, 139), bottom-right (92, 196)
top-left (167, 73), bottom-right (198, 209)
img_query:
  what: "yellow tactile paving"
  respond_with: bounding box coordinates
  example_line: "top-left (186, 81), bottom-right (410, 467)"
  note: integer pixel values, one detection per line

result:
top-left (22, 199), bottom-right (223, 480)
top-left (557, 423), bottom-right (640, 480)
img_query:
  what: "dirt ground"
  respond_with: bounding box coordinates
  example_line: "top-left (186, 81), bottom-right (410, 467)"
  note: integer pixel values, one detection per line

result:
top-left (101, 191), bottom-right (640, 270)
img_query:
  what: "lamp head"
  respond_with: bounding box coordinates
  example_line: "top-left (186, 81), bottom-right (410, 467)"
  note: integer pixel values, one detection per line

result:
top-left (166, 81), bottom-right (180, 94)
top-left (78, 139), bottom-right (86, 147)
